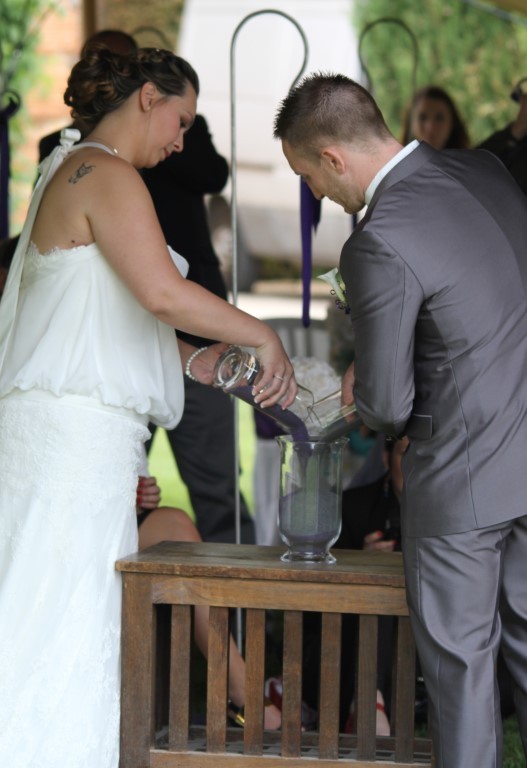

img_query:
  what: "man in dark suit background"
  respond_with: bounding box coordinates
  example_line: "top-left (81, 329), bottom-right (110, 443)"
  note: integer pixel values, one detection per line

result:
top-left (274, 73), bottom-right (527, 767)
top-left (478, 85), bottom-right (527, 197)
top-left (140, 115), bottom-right (255, 544)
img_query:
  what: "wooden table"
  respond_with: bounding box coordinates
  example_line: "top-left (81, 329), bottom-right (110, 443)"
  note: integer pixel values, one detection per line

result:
top-left (117, 541), bottom-right (433, 767)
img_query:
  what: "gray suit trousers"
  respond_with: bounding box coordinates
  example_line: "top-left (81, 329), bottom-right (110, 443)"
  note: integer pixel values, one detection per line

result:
top-left (403, 516), bottom-right (527, 768)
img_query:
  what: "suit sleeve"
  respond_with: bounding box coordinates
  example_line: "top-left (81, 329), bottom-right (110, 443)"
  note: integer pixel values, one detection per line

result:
top-left (339, 229), bottom-right (423, 437)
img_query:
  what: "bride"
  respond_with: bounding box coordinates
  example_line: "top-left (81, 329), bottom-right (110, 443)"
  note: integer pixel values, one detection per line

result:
top-left (0, 46), bottom-right (296, 767)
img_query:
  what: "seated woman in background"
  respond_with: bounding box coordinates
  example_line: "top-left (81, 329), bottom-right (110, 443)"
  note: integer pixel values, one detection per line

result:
top-left (400, 84), bottom-right (470, 150)
top-left (136, 471), bottom-right (282, 731)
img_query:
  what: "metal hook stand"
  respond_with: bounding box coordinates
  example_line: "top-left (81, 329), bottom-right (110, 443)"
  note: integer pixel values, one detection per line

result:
top-left (228, 9), bottom-right (308, 648)
top-left (0, 90), bottom-right (21, 239)
top-left (358, 17), bottom-right (419, 98)
top-left (229, 9), bottom-right (308, 306)
top-left (0, 36), bottom-right (22, 240)
top-left (228, 8), bottom-right (309, 542)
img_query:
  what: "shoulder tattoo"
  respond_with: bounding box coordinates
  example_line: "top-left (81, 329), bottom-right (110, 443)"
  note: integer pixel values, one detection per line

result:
top-left (68, 162), bottom-right (95, 185)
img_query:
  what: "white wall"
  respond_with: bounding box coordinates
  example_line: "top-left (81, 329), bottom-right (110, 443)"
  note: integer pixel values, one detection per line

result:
top-left (178, 0), bottom-right (363, 266)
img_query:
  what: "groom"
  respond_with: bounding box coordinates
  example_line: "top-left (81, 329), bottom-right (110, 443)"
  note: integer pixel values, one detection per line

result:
top-left (274, 73), bottom-right (527, 768)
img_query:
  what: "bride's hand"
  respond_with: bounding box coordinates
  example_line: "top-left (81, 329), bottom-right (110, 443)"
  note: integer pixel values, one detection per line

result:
top-left (252, 337), bottom-right (297, 409)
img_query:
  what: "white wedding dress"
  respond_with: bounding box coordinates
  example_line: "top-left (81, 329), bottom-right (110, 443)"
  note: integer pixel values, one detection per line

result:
top-left (0, 133), bottom-right (188, 767)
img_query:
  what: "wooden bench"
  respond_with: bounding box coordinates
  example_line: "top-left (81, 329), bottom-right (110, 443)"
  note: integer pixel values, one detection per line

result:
top-left (117, 541), bottom-right (433, 767)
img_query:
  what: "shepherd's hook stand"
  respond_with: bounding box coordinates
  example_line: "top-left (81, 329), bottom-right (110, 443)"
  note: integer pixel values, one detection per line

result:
top-left (228, 9), bottom-right (309, 648)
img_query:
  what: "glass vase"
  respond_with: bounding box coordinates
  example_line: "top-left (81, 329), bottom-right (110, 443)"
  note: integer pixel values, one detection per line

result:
top-left (276, 435), bottom-right (346, 563)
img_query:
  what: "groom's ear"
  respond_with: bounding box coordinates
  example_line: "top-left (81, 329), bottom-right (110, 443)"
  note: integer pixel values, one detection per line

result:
top-left (321, 146), bottom-right (346, 174)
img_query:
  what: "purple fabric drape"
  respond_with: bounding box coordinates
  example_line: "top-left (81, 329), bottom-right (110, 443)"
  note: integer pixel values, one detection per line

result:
top-left (0, 95), bottom-right (21, 240)
top-left (300, 179), bottom-right (321, 328)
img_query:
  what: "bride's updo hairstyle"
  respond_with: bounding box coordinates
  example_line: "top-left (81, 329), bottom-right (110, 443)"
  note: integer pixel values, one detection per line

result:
top-left (64, 47), bottom-right (200, 134)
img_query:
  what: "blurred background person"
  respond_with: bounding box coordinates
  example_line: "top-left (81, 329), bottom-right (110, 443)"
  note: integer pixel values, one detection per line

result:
top-left (478, 80), bottom-right (527, 196)
top-left (400, 84), bottom-right (470, 150)
top-left (141, 113), bottom-right (256, 544)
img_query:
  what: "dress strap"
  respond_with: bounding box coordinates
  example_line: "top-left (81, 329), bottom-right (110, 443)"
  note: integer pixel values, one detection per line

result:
top-left (0, 127), bottom-right (82, 371)
top-left (73, 141), bottom-right (118, 156)
top-left (36, 127), bottom-right (82, 180)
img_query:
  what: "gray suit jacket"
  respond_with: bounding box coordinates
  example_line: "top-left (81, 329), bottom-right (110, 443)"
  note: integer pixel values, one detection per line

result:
top-left (340, 142), bottom-right (527, 537)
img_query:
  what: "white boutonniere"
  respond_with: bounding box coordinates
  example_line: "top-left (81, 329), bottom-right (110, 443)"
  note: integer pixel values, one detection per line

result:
top-left (318, 268), bottom-right (350, 313)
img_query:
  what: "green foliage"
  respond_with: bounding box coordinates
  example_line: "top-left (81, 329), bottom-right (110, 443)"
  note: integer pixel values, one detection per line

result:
top-left (0, 1), bottom-right (59, 94)
top-left (0, 0), bottom-right (61, 151)
top-left (0, 1), bottom-right (61, 229)
top-left (353, 0), bottom-right (527, 144)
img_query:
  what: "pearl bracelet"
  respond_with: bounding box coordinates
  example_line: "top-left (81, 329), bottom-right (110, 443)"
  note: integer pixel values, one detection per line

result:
top-left (185, 346), bottom-right (209, 382)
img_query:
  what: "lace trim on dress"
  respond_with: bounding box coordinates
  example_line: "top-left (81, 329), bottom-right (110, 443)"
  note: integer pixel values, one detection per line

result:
top-left (23, 241), bottom-right (96, 281)
top-left (27, 240), bottom-right (94, 259)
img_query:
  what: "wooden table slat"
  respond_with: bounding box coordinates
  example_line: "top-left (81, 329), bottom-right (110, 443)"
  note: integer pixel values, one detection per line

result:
top-left (206, 606), bottom-right (229, 752)
top-left (282, 611), bottom-right (303, 757)
top-left (356, 615), bottom-right (379, 760)
top-left (393, 617), bottom-right (418, 762)
top-left (318, 612), bottom-right (342, 759)
top-left (168, 604), bottom-right (191, 751)
top-left (152, 576), bottom-right (409, 615)
top-left (243, 608), bottom-right (266, 754)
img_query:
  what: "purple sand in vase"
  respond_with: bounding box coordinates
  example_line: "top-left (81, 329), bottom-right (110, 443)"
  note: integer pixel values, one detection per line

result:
top-left (278, 488), bottom-right (341, 546)
top-left (277, 438), bottom-right (343, 563)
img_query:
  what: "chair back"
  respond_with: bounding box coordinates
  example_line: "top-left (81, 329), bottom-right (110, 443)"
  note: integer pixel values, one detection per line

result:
top-left (264, 317), bottom-right (330, 363)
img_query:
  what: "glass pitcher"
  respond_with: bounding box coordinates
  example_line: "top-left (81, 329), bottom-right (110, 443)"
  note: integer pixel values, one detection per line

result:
top-left (212, 345), bottom-right (315, 438)
top-left (212, 345), bottom-right (362, 441)
top-left (276, 435), bottom-right (346, 563)
top-left (309, 389), bottom-right (360, 441)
